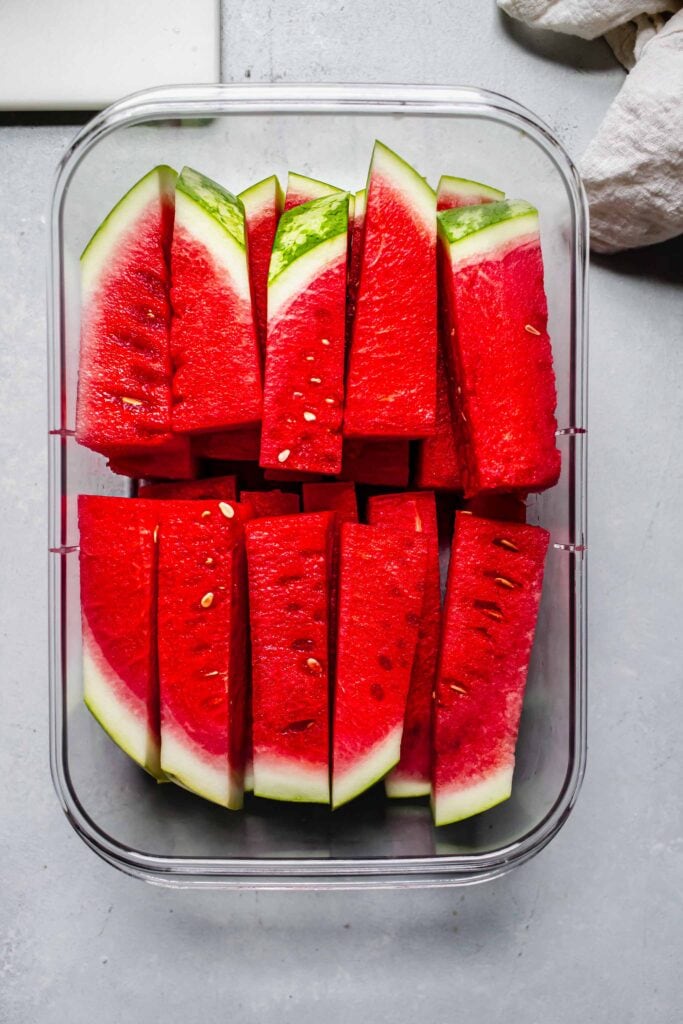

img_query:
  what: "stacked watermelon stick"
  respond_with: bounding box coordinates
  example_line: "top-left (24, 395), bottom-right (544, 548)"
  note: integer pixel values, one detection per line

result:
top-left (261, 193), bottom-right (350, 475)
top-left (433, 513), bottom-right (549, 825)
top-left (416, 176), bottom-right (504, 492)
top-left (367, 492), bottom-right (441, 798)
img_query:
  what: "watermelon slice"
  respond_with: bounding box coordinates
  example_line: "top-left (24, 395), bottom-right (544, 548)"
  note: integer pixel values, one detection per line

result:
top-left (239, 175), bottom-right (283, 353)
top-left (367, 492), bottom-right (441, 797)
top-left (78, 496), bottom-right (163, 778)
top-left (432, 512), bottom-right (549, 825)
top-left (138, 475), bottom-right (237, 501)
top-left (302, 482), bottom-right (358, 524)
top-left (76, 166), bottom-right (176, 456)
top-left (192, 428), bottom-right (261, 462)
top-left (344, 142), bottom-right (437, 439)
top-left (346, 188), bottom-right (366, 338)
top-left (284, 171), bottom-right (343, 211)
top-left (438, 199), bottom-right (561, 496)
top-left (332, 523), bottom-right (427, 808)
top-left (245, 513), bottom-right (335, 803)
top-left (437, 175), bottom-right (504, 211)
top-left (260, 192), bottom-right (349, 474)
top-left (170, 166), bottom-right (262, 434)
top-left (240, 490), bottom-right (301, 517)
top-left (340, 439), bottom-right (410, 488)
top-left (107, 435), bottom-right (196, 481)
top-left (157, 499), bottom-right (250, 808)
top-left (415, 178), bottom-right (505, 491)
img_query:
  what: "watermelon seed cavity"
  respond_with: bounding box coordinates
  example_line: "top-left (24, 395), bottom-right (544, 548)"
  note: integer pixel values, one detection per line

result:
top-left (494, 537), bottom-right (519, 552)
top-left (121, 396), bottom-right (142, 406)
top-left (200, 592), bottom-right (214, 608)
top-left (525, 324), bottom-right (541, 335)
top-left (218, 501), bottom-right (235, 519)
top-left (303, 412), bottom-right (317, 422)
top-left (277, 449), bottom-right (291, 463)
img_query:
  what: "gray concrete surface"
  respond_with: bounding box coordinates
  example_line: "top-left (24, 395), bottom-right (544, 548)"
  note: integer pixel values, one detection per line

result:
top-left (1, 2), bottom-right (682, 1021)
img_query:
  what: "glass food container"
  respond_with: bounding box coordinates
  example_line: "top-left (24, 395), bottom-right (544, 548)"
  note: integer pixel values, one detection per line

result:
top-left (47, 84), bottom-right (588, 889)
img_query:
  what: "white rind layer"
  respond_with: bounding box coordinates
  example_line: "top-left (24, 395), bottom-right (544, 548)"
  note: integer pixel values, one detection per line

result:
top-left (287, 172), bottom-right (343, 203)
top-left (239, 176), bottom-right (281, 217)
top-left (332, 726), bottom-right (402, 809)
top-left (431, 765), bottom-right (514, 826)
top-left (83, 629), bottom-right (162, 778)
top-left (385, 772), bottom-right (431, 799)
top-left (437, 175), bottom-right (504, 205)
top-left (371, 141), bottom-right (435, 232)
top-left (161, 717), bottom-right (243, 810)
top-left (444, 214), bottom-right (540, 269)
top-left (81, 166), bottom-right (174, 303)
top-left (254, 753), bottom-right (329, 804)
top-left (268, 233), bottom-right (347, 321)
top-left (175, 189), bottom-right (252, 303)
top-left (355, 188), bottom-right (366, 216)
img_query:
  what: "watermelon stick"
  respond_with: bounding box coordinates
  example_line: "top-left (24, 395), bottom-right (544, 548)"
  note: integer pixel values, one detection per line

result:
top-left (284, 171), bottom-right (344, 211)
top-left (332, 523), bottom-right (428, 809)
top-left (78, 496), bottom-right (164, 779)
top-left (76, 166), bottom-right (177, 457)
top-left (416, 177), bottom-right (505, 492)
top-left (367, 492), bottom-right (441, 798)
top-left (261, 192), bottom-right (350, 475)
top-left (239, 175), bottom-right (283, 355)
top-left (245, 513), bottom-right (336, 803)
top-left (432, 513), bottom-right (549, 826)
top-left (302, 482), bottom-right (358, 525)
top-left (344, 141), bottom-right (437, 440)
top-left (157, 499), bottom-right (251, 809)
top-left (438, 199), bottom-right (561, 496)
top-left (170, 166), bottom-right (262, 435)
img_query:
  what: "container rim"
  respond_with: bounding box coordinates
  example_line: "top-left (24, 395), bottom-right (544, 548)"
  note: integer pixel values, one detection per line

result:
top-left (47, 83), bottom-right (588, 889)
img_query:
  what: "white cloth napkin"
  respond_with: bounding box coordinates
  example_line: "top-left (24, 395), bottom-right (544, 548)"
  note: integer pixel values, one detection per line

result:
top-left (498, 1), bottom-right (683, 252)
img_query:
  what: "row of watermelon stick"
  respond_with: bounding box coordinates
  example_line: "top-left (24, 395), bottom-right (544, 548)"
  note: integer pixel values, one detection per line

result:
top-left (79, 476), bottom-right (548, 826)
top-left (76, 142), bottom-right (559, 498)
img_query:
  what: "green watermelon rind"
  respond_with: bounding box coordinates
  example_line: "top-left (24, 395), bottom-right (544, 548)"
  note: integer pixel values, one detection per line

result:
top-left (254, 755), bottom-right (330, 804)
top-left (175, 167), bottom-right (252, 302)
top-left (238, 174), bottom-right (284, 216)
top-left (161, 720), bottom-right (244, 810)
top-left (80, 164), bottom-right (177, 300)
top-left (286, 171), bottom-right (344, 203)
top-left (332, 725), bottom-right (402, 810)
top-left (268, 193), bottom-right (349, 319)
top-left (437, 175), bottom-right (504, 205)
top-left (83, 628), bottom-right (165, 782)
top-left (438, 199), bottom-right (539, 265)
top-left (370, 140), bottom-right (435, 229)
top-left (431, 765), bottom-right (513, 826)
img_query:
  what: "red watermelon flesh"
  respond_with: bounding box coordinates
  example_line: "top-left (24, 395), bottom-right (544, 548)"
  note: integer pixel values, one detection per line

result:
top-left (107, 434), bottom-right (196, 480)
top-left (76, 166), bottom-right (176, 456)
top-left (333, 523), bottom-right (428, 808)
top-left (170, 167), bottom-right (262, 434)
top-left (414, 341), bottom-right (463, 491)
top-left (157, 499), bottom-right (251, 808)
top-left (432, 512), bottom-right (549, 825)
top-left (240, 490), bottom-right (301, 517)
top-left (246, 512), bottom-right (335, 803)
top-left (302, 482), bottom-right (358, 525)
top-left (344, 142), bottom-right (437, 439)
top-left (78, 495), bottom-right (163, 778)
top-left (340, 439), bottom-right (410, 488)
top-left (239, 175), bottom-right (283, 354)
top-left (367, 492), bottom-right (441, 797)
top-left (464, 494), bottom-right (527, 523)
top-left (261, 193), bottom-right (349, 474)
top-left (263, 468), bottom-right (325, 483)
top-left (138, 475), bottom-right (237, 501)
top-left (192, 428), bottom-right (261, 462)
top-left (438, 200), bottom-right (560, 496)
